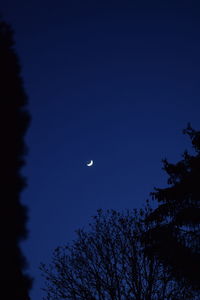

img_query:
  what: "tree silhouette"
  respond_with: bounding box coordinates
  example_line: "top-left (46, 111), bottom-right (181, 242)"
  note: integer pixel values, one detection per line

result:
top-left (0, 20), bottom-right (32, 299)
top-left (145, 125), bottom-right (200, 291)
top-left (40, 209), bottom-right (196, 300)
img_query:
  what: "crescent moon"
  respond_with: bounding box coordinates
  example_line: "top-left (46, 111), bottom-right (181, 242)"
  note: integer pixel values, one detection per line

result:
top-left (87, 160), bottom-right (93, 167)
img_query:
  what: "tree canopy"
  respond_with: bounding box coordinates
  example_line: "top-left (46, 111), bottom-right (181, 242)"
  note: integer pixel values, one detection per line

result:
top-left (0, 19), bottom-right (32, 299)
top-left (145, 125), bottom-right (200, 291)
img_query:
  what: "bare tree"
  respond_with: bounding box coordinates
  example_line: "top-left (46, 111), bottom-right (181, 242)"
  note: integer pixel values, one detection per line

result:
top-left (40, 209), bottom-right (197, 300)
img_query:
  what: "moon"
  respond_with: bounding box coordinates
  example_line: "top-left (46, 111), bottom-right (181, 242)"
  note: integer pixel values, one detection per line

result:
top-left (87, 160), bottom-right (93, 167)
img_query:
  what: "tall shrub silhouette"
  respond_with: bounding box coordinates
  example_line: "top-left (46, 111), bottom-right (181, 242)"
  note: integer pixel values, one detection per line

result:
top-left (145, 125), bottom-right (200, 291)
top-left (40, 209), bottom-right (197, 299)
top-left (0, 20), bottom-right (32, 299)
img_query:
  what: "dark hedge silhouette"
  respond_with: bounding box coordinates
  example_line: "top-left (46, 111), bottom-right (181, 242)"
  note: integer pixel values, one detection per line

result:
top-left (145, 125), bottom-right (200, 291)
top-left (0, 20), bottom-right (32, 299)
top-left (40, 209), bottom-right (197, 300)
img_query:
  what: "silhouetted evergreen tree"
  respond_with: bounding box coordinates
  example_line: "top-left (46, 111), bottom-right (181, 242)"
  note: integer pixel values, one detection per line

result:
top-left (40, 209), bottom-right (197, 299)
top-left (145, 125), bottom-right (200, 291)
top-left (0, 19), bottom-right (32, 299)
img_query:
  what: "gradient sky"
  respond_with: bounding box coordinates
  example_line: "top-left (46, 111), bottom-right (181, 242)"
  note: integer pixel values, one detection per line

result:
top-left (1, 1), bottom-right (200, 299)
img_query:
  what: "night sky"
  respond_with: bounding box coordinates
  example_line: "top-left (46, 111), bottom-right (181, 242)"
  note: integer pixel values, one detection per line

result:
top-left (1, 1), bottom-right (200, 299)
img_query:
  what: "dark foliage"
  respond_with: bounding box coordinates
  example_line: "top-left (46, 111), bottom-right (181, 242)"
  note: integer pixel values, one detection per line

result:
top-left (145, 125), bottom-right (200, 290)
top-left (40, 209), bottom-right (197, 300)
top-left (0, 20), bottom-right (32, 299)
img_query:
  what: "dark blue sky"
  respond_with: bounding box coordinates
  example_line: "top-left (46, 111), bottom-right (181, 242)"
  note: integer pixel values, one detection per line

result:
top-left (1, 1), bottom-right (200, 299)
